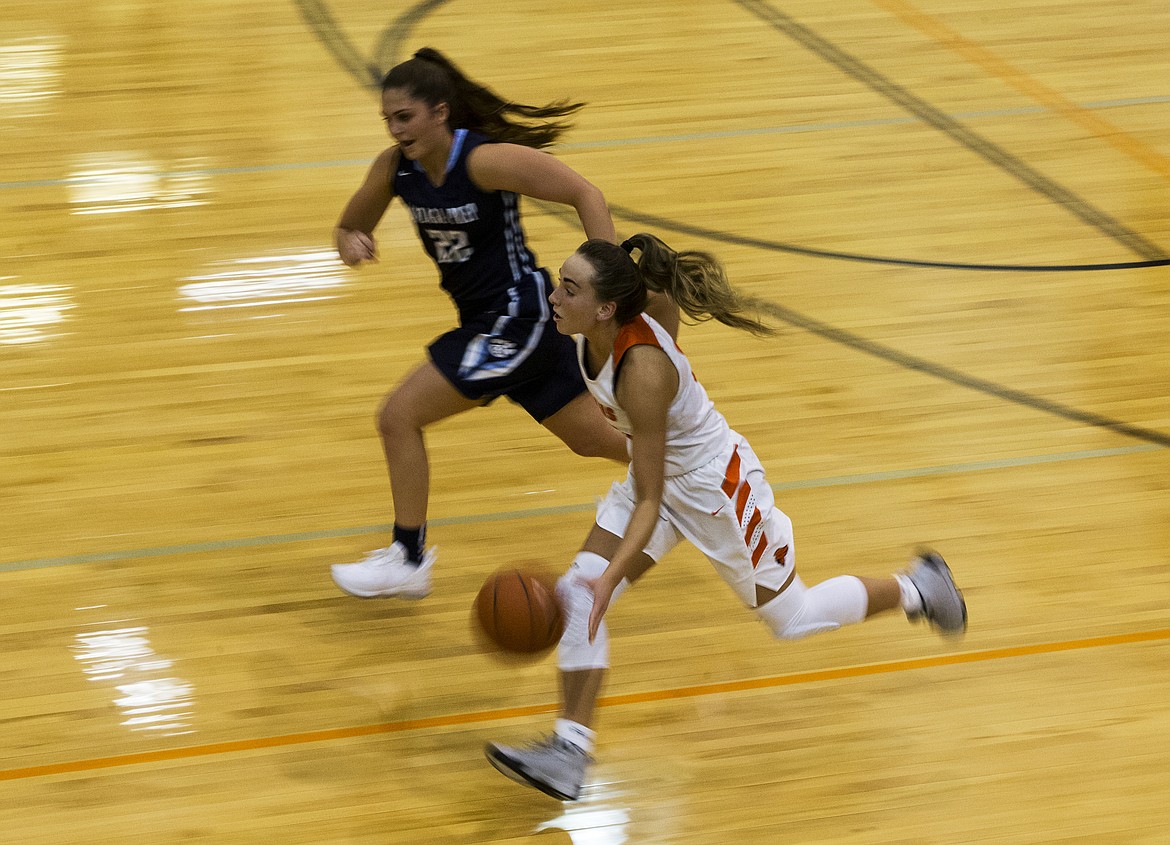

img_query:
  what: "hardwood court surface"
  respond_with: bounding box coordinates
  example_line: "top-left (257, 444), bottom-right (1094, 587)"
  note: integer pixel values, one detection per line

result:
top-left (2, 0), bottom-right (1168, 842)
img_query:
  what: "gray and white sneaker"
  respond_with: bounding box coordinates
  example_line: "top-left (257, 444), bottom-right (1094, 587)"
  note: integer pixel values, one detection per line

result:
top-left (330, 542), bottom-right (435, 598)
top-left (485, 735), bottom-right (591, 801)
top-left (905, 550), bottom-right (967, 636)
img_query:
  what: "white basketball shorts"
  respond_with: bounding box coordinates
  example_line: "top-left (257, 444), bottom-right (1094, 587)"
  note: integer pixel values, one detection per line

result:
top-left (595, 431), bottom-right (795, 608)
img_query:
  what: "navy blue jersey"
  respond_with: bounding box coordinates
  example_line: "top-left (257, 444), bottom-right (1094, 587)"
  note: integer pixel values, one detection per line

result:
top-left (392, 129), bottom-right (547, 318)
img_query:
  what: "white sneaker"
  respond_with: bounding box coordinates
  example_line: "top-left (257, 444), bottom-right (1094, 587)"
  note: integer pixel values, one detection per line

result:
top-left (330, 542), bottom-right (435, 598)
top-left (905, 549), bottom-right (967, 636)
top-left (485, 735), bottom-right (591, 801)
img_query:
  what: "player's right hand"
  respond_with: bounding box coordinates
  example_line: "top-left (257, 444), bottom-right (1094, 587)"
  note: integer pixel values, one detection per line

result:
top-left (336, 229), bottom-right (378, 267)
top-left (578, 571), bottom-right (621, 644)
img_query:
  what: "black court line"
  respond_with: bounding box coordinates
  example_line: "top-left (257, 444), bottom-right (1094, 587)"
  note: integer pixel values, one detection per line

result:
top-left (292, 0), bottom-right (1170, 450)
top-left (733, 0), bottom-right (1168, 262)
top-left (607, 204), bottom-right (1170, 272)
top-left (292, 0), bottom-right (382, 87)
top-left (763, 305), bottom-right (1170, 448)
top-left (291, 0), bottom-right (447, 90)
top-left (370, 0), bottom-right (452, 79)
top-left (535, 202), bottom-right (1170, 450)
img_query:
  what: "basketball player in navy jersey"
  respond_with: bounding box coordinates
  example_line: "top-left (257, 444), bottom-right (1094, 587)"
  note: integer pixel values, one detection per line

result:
top-left (329, 49), bottom-right (630, 599)
top-left (485, 235), bottom-right (967, 800)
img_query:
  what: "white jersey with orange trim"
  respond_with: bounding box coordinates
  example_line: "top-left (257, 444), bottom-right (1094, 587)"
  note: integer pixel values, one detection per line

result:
top-left (576, 312), bottom-right (730, 477)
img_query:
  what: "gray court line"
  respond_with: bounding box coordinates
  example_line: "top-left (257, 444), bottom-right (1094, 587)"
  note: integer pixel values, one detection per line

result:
top-left (2, 443), bottom-right (1158, 573)
top-left (2, 96), bottom-right (1168, 191)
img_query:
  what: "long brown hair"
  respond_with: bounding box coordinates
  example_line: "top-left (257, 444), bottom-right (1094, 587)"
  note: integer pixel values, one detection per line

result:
top-left (381, 48), bottom-right (582, 149)
top-left (577, 234), bottom-right (778, 336)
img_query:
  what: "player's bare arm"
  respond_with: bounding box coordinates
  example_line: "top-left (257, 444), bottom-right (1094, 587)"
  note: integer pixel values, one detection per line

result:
top-left (335, 148), bottom-right (397, 266)
top-left (586, 345), bottom-right (677, 640)
top-left (468, 143), bottom-right (616, 244)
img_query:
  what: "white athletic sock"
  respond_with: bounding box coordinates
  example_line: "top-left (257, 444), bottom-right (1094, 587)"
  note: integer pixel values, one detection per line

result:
top-left (894, 573), bottom-right (924, 615)
top-left (554, 718), bottom-right (595, 754)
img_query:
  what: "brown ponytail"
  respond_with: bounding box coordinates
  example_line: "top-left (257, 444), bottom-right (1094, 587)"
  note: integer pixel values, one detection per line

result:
top-left (620, 234), bottom-right (777, 336)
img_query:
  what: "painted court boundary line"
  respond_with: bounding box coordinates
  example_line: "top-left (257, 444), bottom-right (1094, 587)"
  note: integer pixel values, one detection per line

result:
top-left (2, 444), bottom-right (1159, 573)
top-left (2, 626), bottom-right (1166, 782)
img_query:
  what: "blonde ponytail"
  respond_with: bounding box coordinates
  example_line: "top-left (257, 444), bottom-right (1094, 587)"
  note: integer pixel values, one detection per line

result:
top-left (623, 234), bottom-right (777, 337)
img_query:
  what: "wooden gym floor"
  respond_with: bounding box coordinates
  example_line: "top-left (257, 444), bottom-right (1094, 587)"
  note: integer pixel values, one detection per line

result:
top-left (1, 1), bottom-right (1167, 842)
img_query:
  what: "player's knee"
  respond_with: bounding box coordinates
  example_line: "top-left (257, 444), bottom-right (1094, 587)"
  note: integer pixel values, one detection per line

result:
top-left (375, 396), bottom-right (395, 436)
top-left (758, 599), bottom-right (836, 640)
top-left (376, 394), bottom-right (415, 441)
top-left (761, 612), bottom-right (843, 640)
top-left (556, 552), bottom-right (611, 672)
top-left (756, 575), bottom-right (867, 641)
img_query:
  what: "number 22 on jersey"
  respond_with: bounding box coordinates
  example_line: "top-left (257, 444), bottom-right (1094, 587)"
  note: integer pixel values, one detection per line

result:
top-left (425, 228), bottom-right (473, 264)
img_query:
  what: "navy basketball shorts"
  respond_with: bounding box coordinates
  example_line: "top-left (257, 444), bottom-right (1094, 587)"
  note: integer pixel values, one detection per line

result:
top-left (428, 310), bottom-right (586, 422)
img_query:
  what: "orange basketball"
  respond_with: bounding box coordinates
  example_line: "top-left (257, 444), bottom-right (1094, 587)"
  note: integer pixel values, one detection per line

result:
top-left (474, 568), bottom-right (564, 656)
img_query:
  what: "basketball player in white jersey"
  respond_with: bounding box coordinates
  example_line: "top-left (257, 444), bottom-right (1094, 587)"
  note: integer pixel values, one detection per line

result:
top-left (485, 234), bottom-right (967, 800)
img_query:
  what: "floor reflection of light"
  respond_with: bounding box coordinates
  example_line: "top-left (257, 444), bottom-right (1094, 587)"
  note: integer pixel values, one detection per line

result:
top-left (536, 782), bottom-right (631, 844)
top-left (114, 679), bottom-right (196, 732)
top-left (67, 153), bottom-right (211, 215)
top-left (178, 249), bottom-right (348, 314)
top-left (0, 36), bottom-right (62, 118)
top-left (72, 626), bottom-right (195, 737)
top-left (0, 280), bottom-right (75, 345)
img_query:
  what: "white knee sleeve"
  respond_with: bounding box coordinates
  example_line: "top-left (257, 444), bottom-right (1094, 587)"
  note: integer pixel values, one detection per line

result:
top-left (756, 575), bottom-right (868, 640)
top-left (556, 551), bottom-right (628, 671)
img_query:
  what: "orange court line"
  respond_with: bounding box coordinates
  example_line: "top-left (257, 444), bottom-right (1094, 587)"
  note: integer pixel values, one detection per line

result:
top-left (2, 626), bottom-right (1167, 782)
top-left (872, 0), bottom-right (1170, 182)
